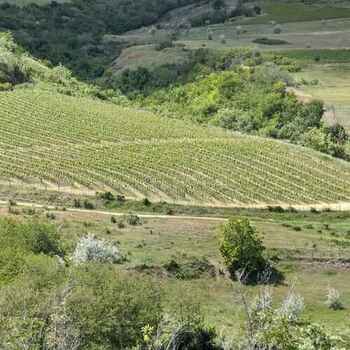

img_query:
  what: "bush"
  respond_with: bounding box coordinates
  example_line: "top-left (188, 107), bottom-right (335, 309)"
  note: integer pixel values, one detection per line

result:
top-left (65, 265), bottom-right (162, 349)
top-left (246, 287), bottom-right (341, 350)
top-left (143, 198), bottom-right (152, 206)
top-left (142, 302), bottom-right (220, 350)
top-left (325, 288), bottom-right (344, 310)
top-left (273, 25), bottom-right (282, 34)
top-left (279, 290), bottom-right (304, 322)
top-left (98, 191), bottom-right (115, 201)
top-left (83, 200), bottom-right (95, 210)
top-left (73, 199), bottom-right (81, 208)
top-left (163, 257), bottom-right (216, 280)
top-left (218, 217), bottom-right (268, 283)
top-left (155, 39), bottom-right (174, 51)
top-left (0, 218), bottom-right (63, 284)
top-left (253, 37), bottom-right (289, 45)
top-left (126, 214), bottom-right (142, 226)
top-left (72, 235), bottom-right (123, 264)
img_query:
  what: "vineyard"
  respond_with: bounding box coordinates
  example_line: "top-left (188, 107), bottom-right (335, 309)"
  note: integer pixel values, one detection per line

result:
top-left (1, 88), bottom-right (350, 206)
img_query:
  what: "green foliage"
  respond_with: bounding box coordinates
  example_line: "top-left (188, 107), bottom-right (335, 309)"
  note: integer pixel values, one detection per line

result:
top-left (0, 32), bottom-right (127, 105)
top-left (275, 49), bottom-right (350, 64)
top-left (0, 0), bottom-right (201, 80)
top-left (142, 302), bottom-right (220, 350)
top-left (246, 288), bottom-right (344, 350)
top-left (0, 218), bottom-right (63, 284)
top-left (218, 218), bottom-right (267, 283)
top-left (163, 257), bottom-right (215, 280)
top-left (139, 49), bottom-right (347, 159)
top-left (66, 265), bottom-right (162, 349)
top-left (244, 1), bottom-right (350, 24)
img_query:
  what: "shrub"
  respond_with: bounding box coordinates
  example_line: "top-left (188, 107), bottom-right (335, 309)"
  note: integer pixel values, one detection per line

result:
top-left (117, 221), bottom-right (126, 229)
top-left (143, 198), bottom-right (152, 206)
top-left (219, 34), bottom-right (226, 44)
top-left (325, 288), bottom-right (344, 310)
top-left (0, 218), bottom-right (63, 283)
top-left (66, 266), bottom-right (162, 349)
top-left (155, 39), bottom-right (174, 51)
top-left (163, 257), bottom-right (216, 280)
top-left (116, 194), bottom-right (126, 203)
top-left (253, 37), bottom-right (289, 45)
top-left (218, 217), bottom-right (268, 283)
top-left (142, 302), bottom-right (219, 350)
top-left (98, 191), bottom-right (115, 201)
top-left (267, 205), bottom-right (285, 213)
top-left (72, 235), bottom-right (123, 264)
top-left (279, 290), bottom-right (304, 322)
top-left (273, 25), bottom-right (282, 34)
top-left (73, 199), bottom-right (81, 208)
top-left (247, 288), bottom-right (341, 350)
top-left (126, 214), bottom-right (142, 226)
top-left (83, 200), bottom-right (95, 210)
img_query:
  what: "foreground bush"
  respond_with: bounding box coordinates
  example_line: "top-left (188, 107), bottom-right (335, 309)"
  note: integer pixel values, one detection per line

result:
top-left (141, 302), bottom-right (220, 350)
top-left (0, 218), bottom-right (64, 284)
top-left (237, 286), bottom-right (344, 350)
top-left (0, 264), bottom-right (162, 350)
top-left (66, 266), bottom-right (162, 349)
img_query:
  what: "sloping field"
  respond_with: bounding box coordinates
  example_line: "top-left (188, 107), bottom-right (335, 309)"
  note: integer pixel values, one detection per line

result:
top-left (0, 88), bottom-right (350, 206)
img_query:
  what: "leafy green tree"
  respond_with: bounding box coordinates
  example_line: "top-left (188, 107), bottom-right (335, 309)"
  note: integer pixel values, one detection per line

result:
top-left (218, 218), bottom-right (267, 283)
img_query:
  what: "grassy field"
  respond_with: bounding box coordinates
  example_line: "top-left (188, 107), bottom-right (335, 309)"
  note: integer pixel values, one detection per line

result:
top-left (4, 205), bottom-right (349, 337)
top-left (1, 87), bottom-right (350, 207)
top-left (174, 17), bottom-right (350, 51)
top-left (110, 44), bottom-right (190, 75)
top-left (292, 63), bottom-right (350, 130)
top-left (241, 1), bottom-right (350, 24)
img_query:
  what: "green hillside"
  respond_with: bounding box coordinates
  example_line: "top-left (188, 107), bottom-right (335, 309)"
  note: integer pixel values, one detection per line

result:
top-left (0, 87), bottom-right (349, 206)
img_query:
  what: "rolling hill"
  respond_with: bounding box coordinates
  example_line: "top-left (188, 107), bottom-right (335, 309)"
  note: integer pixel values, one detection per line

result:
top-left (1, 87), bottom-right (350, 207)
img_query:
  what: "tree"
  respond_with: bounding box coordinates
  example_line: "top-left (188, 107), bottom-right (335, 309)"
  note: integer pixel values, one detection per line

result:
top-left (325, 123), bottom-right (348, 145)
top-left (218, 218), bottom-right (267, 283)
top-left (211, 0), bottom-right (225, 10)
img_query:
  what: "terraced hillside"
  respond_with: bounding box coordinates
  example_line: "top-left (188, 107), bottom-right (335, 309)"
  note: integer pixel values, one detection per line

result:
top-left (1, 88), bottom-right (350, 207)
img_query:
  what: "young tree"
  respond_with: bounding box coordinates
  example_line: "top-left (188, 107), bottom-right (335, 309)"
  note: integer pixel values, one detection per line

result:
top-left (218, 217), bottom-right (267, 283)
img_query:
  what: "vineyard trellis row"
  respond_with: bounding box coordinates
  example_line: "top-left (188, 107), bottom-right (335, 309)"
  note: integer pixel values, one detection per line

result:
top-left (0, 88), bottom-right (349, 206)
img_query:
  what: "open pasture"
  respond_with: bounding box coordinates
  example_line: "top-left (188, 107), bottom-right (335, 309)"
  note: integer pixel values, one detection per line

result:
top-left (177, 17), bottom-right (350, 51)
top-left (23, 207), bottom-right (350, 335)
top-left (293, 63), bottom-right (350, 130)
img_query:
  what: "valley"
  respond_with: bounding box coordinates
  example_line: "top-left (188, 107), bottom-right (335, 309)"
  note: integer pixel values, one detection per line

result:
top-left (0, 0), bottom-right (349, 349)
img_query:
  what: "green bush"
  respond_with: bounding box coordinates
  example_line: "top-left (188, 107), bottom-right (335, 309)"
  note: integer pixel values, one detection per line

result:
top-left (218, 218), bottom-right (268, 283)
top-left (126, 214), bottom-right (143, 226)
top-left (66, 265), bottom-right (162, 349)
top-left (0, 218), bottom-right (63, 257)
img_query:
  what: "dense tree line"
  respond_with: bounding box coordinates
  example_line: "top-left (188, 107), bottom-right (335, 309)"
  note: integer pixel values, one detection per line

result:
top-left (136, 49), bottom-right (349, 159)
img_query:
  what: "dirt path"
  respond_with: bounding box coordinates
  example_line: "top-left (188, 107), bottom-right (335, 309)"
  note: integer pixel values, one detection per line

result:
top-left (1, 200), bottom-right (350, 221)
